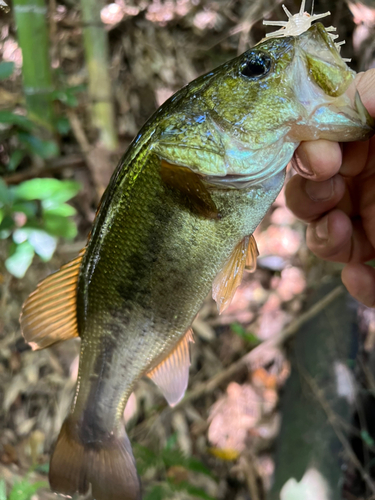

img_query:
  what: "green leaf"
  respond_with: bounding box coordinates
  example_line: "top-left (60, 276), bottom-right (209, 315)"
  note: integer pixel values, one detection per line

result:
top-left (0, 111), bottom-right (34, 131)
top-left (45, 181), bottom-right (80, 204)
top-left (0, 479), bottom-right (6, 500)
top-left (230, 323), bottom-right (260, 346)
top-left (13, 228), bottom-right (57, 261)
top-left (143, 484), bottom-right (173, 500)
top-left (28, 230), bottom-right (57, 261)
top-left (0, 61), bottom-right (15, 80)
top-left (34, 462), bottom-right (49, 474)
top-left (52, 90), bottom-right (77, 107)
top-left (0, 214), bottom-right (15, 233)
top-left (5, 241), bottom-right (35, 278)
top-left (8, 150), bottom-right (26, 172)
top-left (186, 457), bottom-right (213, 478)
top-left (42, 203), bottom-right (76, 217)
top-left (0, 230), bottom-right (11, 240)
top-left (165, 433), bottom-right (178, 451)
top-left (52, 85), bottom-right (85, 107)
top-left (361, 430), bottom-right (375, 447)
top-left (12, 201), bottom-right (38, 218)
top-left (56, 116), bottom-right (71, 134)
top-left (0, 178), bottom-right (11, 204)
top-left (133, 444), bottom-right (161, 475)
top-left (8, 480), bottom-right (48, 500)
top-left (18, 132), bottom-right (59, 159)
top-left (13, 228), bottom-right (28, 244)
top-left (161, 448), bottom-right (187, 469)
top-left (14, 179), bottom-right (80, 203)
top-left (180, 483), bottom-right (216, 500)
top-left (43, 213), bottom-right (77, 239)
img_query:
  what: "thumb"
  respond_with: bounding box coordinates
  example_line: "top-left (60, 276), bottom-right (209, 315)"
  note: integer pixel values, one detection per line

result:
top-left (355, 68), bottom-right (375, 117)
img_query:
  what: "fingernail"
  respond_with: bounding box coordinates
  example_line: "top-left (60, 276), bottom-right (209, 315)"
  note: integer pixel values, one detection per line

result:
top-left (314, 216), bottom-right (329, 241)
top-left (305, 178), bottom-right (334, 202)
top-left (291, 151), bottom-right (314, 177)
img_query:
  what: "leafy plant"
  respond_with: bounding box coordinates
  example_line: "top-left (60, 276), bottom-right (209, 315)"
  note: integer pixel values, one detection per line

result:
top-left (134, 436), bottom-right (216, 500)
top-left (0, 110), bottom-right (59, 173)
top-left (231, 322), bottom-right (260, 346)
top-left (0, 478), bottom-right (47, 500)
top-left (0, 62), bottom-right (84, 174)
top-left (0, 177), bottom-right (80, 278)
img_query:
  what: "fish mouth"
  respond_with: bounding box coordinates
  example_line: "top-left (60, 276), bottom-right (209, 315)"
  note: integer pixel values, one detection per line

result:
top-left (290, 88), bottom-right (375, 142)
top-left (290, 23), bottom-right (375, 142)
top-left (311, 89), bottom-right (375, 141)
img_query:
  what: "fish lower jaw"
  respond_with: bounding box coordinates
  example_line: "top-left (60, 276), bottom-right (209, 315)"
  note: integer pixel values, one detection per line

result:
top-left (288, 93), bottom-right (374, 142)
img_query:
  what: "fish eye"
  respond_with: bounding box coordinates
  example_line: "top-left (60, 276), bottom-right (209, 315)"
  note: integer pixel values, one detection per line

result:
top-left (240, 52), bottom-right (272, 79)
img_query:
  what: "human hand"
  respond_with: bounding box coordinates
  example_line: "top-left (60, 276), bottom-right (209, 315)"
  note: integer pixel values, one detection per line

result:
top-left (285, 69), bottom-right (375, 307)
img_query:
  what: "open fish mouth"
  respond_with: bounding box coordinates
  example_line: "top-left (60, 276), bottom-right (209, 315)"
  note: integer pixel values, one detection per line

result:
top-left (290, 87), bottom-right (375, 142)
top-left (286, 23), bottom-right (375, 142)
top-left (309, 90), bottom-right (375, 140)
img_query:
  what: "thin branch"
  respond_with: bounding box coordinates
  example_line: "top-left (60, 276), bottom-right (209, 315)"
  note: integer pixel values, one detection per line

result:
top-left (3, 154), bottom-right (85, 184)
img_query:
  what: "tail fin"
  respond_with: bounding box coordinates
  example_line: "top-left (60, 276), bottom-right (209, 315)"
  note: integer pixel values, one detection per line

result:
top-left (49, 418), bottom-right (141, 500)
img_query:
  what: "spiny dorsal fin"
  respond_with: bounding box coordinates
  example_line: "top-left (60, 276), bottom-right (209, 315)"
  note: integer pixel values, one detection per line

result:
top-left (20, 250), bottom-right (85, 350)
top-left (212, 235), bottom-right (258, 314)
top-left (160, 159), bottom-right (219, 220)
top-left (146, 329), bottom-right (194, 407)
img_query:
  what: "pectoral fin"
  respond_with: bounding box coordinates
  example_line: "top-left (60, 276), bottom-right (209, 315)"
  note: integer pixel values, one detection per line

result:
top-left (160, 159), bottom-right (219, 219)
top-left (20, 250), bottom-right (85, 350)
top-left (146, 329), bottom-right (194, 406)
top-left (212, 235), bottom-right (258, 314)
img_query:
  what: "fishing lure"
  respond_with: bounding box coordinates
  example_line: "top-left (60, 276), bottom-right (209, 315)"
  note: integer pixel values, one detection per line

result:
top-left (263, 0), bottom-right (350, 60)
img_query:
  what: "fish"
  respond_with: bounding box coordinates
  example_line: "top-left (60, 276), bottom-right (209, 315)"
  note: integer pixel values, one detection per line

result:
top-left (20, 5), bottom-right (374, 500)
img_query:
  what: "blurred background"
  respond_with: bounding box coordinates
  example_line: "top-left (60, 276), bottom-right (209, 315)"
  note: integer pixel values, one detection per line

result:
top-left (1, 0), bottom-right (375, 499)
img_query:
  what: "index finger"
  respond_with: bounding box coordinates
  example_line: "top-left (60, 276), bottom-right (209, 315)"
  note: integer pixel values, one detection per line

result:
top-left (292, 140), bottom-right (342, 181)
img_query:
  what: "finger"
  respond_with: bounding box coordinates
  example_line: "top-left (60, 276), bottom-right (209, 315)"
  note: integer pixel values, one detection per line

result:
top-left (342, 263), bottom-right (375, 308)
top-left (340, 140), bottom-right (370, 177)
top-left (285, 174), bottom-right (345, 222)
top-left (292, 140), bottom-right (342, 180)
top-left (354, 69), bottom-right (375, 117)
top-left (306, 209), bottom-right (375, 263)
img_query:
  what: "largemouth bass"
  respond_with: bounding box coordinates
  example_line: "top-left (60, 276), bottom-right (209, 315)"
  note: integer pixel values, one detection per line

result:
top-left (20, 6), bottom-right (373, 500)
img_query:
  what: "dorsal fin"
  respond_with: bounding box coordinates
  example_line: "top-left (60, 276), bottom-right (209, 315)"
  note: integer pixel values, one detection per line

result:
top-left (20, 250), bottom-right (85, 350)
top-left (212, 235), bottom-right (258, 314)
top-left (160, 159), bottom-right (220, 220)
top-left (146, 329), bottom-right (194, 407)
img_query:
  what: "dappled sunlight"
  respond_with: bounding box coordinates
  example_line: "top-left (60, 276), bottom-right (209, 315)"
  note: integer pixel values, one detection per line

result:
top-left (101, 3), bottom-right (125, 25)
top-left (208, 382), bottom-right (262, 453)
top-left (255, 225), bottom-right (302, 259)
top-left (1, 38), bottom-right (22, 68)
top-left (280, 468), bottom-right (331, 500)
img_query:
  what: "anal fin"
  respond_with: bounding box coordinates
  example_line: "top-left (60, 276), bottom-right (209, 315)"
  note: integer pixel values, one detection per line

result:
top-left (20, 249), bottom-right (85, 350)
top-left (146, 329), bottom-right (194, 407)
top-left (212, 235), bottom-right (258, 314)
